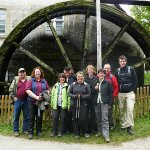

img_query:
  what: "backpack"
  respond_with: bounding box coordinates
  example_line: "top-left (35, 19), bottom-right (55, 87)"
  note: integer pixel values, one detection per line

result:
top-left (118, 66), bottom-right (131, 76)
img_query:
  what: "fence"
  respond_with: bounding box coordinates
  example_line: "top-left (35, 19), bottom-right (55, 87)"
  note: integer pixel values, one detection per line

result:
top-left (0, 86), bottom-right (150, 125)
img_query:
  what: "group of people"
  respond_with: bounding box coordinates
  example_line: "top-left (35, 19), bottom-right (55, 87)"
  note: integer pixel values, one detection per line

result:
top-left (9, 55), bottom-right (138, 142)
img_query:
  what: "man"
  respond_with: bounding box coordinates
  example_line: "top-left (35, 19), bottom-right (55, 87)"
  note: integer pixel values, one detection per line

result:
top-left (104, 63), bottom-right (118, 130)
top-left (63, 66), bottom-right (76, 134)
top-left (115, 55), bottom-right (138, 135)
top-left (9, 68), bottom-right (30, 136)
top-left (64, 66), bottom-right (76, 85)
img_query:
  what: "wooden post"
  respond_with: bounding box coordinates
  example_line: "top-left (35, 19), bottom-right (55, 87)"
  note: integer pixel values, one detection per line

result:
top-left (4, 95), bottom-right (8, 124)
top-left (1, 95), bottom-right (4, 124)
top-left (140, 87), bottom-right (143, 116)
top-left (136, 88), bottom-right (140, 118)
top-left (96, 0), bottom-right (102, 70)
top-left (8, 96), bottom-right (11, 124)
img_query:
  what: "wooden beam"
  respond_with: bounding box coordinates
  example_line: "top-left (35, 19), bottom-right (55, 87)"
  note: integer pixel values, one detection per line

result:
top-left (46, 15), bottom-right (73, 69)
top-left (11, 42), bottom-right (58, 75)
top-left (81, 10), bottom-right (90, 70)
top-left (100, 0), bottom-right (150, 6)
top-left (103, 20), bottom-right (132, 61)
top-left (132, 57), bottom-right (150, 68)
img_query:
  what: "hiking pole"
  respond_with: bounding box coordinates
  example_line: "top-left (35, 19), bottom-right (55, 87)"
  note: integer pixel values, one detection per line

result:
top-left (76, 94), bottom-right (80, 136)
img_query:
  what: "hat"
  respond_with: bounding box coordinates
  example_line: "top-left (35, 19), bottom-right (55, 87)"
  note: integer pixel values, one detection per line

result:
top-left (18, 68), bottom-right (25, 72)
top-left (64, 66), bottom-right (72, 71)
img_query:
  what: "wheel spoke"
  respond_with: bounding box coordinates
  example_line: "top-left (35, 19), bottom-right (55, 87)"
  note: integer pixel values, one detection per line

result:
top-left (11, 42), bottom-right (58, 75)
top-left (46, 15), bottom-right (73, 69)
top-left (102, 20), bottom-right (133, 61)
top-left (81, 9), bottom-right (90, 69)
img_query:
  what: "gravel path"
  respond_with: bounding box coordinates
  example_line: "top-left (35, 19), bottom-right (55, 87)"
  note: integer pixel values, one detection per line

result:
top-left (0, 135), bottom-right (149, 150)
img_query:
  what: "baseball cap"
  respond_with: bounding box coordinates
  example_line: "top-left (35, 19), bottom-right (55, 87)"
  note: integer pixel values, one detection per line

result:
top-left (64, 66), bottom-right (72, 71)
top-left (18, 68), bottom-right (26, 72)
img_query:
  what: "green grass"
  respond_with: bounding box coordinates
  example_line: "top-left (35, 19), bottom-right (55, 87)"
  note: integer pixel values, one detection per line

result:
top-left (1, 116), bottom-right (150, 144)
top-left (144, 73), bottom-right (150, 85)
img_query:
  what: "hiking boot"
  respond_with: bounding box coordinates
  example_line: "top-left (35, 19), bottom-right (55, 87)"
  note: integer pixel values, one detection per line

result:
top-left (58, 132), bottom-right (63, 137)
top-left (95, 132), bottom-right (102, 137)
top-left (75, 135), bottom-right (80, 139)
top-left (23, 130), bottom-right (28, 135)
top-left (50, 132), bottom-right (57, 137)
top-left (14, 131), bottom-right (19, 137)
top-left (28, 134), bottom-right (33, 140)
top-left (120, 127), bottom-right (126, 131)
top-left (127, 126), bottom-right (133, 135)
top-left (37, 132), bottom-right (42, 136)
top-left (105, 137), bottom-right (110, 143)
top-left (85, 133), bottom-right (90, 138)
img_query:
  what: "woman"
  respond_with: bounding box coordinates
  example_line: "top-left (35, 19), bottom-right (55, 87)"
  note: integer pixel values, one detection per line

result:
top-left (84, 65), bottom-right (98, 133)
top-left (50, 73), bottom-right (69, 137)
top-left (26, 67), bottom-right (49, 139)
top-left (94, 68), bottom-right (113, 143)
top-left (68, 71), bottom-right (91, 138)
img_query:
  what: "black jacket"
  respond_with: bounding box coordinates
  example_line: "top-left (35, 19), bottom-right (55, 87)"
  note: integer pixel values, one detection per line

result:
top-left (68, 82), bottom-right (91, 107)
top-left (84, 75), bottom-right (98, 104)
top-left (95, 79), bottom-right (113, 106)
top-left (115, 65), bottom-right (138, 93)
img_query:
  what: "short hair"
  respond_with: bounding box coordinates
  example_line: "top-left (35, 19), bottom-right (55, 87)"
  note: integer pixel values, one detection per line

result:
top-left (31, 67), bottom-right (44, 78)
top-left (118, 55), bottom-right (127, 61)
top-left (86, 65), bottom-right (96, 74)
top-left (98, 68), bottom-right (105, 74)
top-left (103, 63), bottom-right (111, 69)
top-left (58, 73), bottom-right (66, 79)
top-left (76, 71), bottom-right (84, 76)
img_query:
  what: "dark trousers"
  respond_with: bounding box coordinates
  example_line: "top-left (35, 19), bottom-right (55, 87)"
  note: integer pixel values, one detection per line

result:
top-left (71, 104), bottom-right (88, 136)
top-left (66, 110), bottom-right (73, 133)
top-left (51, 107), bottom-right (67, 134)
top-left (28, 102), bottom-right (43, 135)
top-left (108, 100), bottom-right (114, 127)
top-left (87, 99), bottom-right (97, 133)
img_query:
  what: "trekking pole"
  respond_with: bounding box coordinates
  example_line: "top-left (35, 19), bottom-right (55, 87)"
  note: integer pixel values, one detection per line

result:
top-left (76, 94), bottom-right (80, 136)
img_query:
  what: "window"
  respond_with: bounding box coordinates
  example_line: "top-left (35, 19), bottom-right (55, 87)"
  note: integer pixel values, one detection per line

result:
top-left (46, 16), bottom-right (64, 35)
top-left (0, 9), bottom-right (6, 34)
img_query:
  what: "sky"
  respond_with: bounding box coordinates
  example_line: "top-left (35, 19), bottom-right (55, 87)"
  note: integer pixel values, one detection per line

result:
top-left (120, 4), bottom-right (131, 15)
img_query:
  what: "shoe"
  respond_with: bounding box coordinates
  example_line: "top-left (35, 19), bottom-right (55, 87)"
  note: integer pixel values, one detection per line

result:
top-left (14, 131), bottom-right (19, 137)
top-left (95, 132), bottom-right (102, 137)
top-left (120, 127), bottom-right (126, 131)
top-left (37, 131), bottom-right (42, 136)
top-left (85, 133), bottom-right (90, 138)
top-left (50, 132), bottom-right (57, 137)
top-left (28, 134), bottom-right (33, 140)
top-left (58, 132), bottom-right (63, 137)
top-left (105, 137), bottom-right (110, 143)
top-left (75, 135), bottom-right (80, 139)
top-left (127, 126), bottom-right (133, 135)
top-left (23, 131), bottom-right (28, 135)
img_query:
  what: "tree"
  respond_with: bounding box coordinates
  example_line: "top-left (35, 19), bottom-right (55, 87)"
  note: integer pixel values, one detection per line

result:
top-left (130, 6), bottom-right (150, 35)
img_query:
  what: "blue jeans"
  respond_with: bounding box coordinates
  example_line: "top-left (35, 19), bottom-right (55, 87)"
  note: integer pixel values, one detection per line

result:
top-left (13, 99), bottom-right (29, 132)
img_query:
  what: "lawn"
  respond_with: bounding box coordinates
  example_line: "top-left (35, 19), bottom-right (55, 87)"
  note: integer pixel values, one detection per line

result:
top-left (0, 116), bottom-right (150, 144)
top-left (145, 73), bottom-right (150, 85)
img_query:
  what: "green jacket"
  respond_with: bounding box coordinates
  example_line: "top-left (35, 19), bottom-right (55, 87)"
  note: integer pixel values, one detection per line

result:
top-left (50, 82), bottom-right (70, 110)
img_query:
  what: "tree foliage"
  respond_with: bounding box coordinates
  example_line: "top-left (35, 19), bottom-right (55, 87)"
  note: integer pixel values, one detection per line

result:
top-left (130, 6), bottom-right (150, 35)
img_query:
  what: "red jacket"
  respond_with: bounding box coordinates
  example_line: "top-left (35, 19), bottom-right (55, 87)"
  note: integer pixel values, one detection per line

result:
top-left (105, 72), bottom-right (119, 98)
